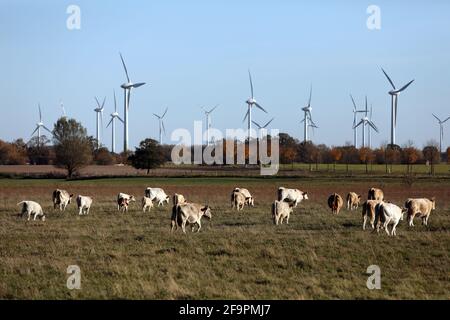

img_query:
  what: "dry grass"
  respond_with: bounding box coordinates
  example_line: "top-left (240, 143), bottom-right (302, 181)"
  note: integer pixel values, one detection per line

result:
top-left (0, 177), bottom-right (449, 299)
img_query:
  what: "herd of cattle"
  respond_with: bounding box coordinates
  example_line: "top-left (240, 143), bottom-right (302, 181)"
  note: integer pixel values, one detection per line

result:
top-left (16, 186), bottom-right (436, 236)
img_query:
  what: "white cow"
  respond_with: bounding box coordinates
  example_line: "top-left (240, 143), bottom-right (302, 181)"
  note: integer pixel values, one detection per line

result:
top-left (145, 188), bottom-right (170, 206)
top-left (141, 196), bottom-right (154, 212)
top-left (171, 203), bottom-right (212, 234)
top-left (272, 200), bottom-right (294, 225)
top-left (375, 202), bottom-right (405, 236)
top-left (52, 189), bottom-right (74, 211)
top-left (404, 198), bottom-right (436, 227)
top-left (278, 187), bottom-right (308, 207)
top-left (77, 195), bottom-right (92, 215)
top-left (17, 201), bottom-right (46, 221)
top-left (233, 188), bottom-right (254, 206)
top-left (233, 191), bottom-right (246, 211)
top-left (117, 193), bottom-right (136, 212)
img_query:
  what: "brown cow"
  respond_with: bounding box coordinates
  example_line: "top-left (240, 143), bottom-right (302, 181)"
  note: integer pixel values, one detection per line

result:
top-left (328, 193), bottom-right (344, 215)
top-left (346, 192), bottom-right (361, 211)
top-left (368, 188), bottom-right (384, 201)
top-left (362, 200), bottom-right (382, 230)
top-left (404, 198), bottom-right (436, 227)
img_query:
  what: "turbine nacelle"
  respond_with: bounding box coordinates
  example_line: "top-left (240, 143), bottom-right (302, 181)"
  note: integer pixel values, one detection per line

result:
top-left (121, 82), bottom-right (146, 90)
top-left (246, 97), bottom-right (256, 105)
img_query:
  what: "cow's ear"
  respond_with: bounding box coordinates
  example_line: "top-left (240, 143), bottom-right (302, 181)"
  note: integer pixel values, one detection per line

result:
top-left (70, 194), bottom-right (74, 198)
top-left (303, 192), bottom-right (308, 196)
top-left (201, 206), bottom-right (209, 212)
top-left (358, 195), bottom-right (361, 199)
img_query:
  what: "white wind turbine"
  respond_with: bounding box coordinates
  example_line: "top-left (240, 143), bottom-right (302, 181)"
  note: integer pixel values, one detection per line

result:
top-left (153, 107), bottom-right (168, 145)
top-left (119, 53), bottom-right (146, 152)
top-left (367, 104), bottom-right (376, 149)
top-left (243, 70), bottom-right (268, 142)
top-left (350, 94), bottom-right (367, 147)
top-left (31, 104), bottom-right (53, 145)
top-left (252, 118), bottom-right (274, 138)
top-left (94, 97), bottom-right (106, 149)
top-left (381, 68), bottom-right (414, 147)
top-left (60, 100), bottom-right (67, 118)
top-left (106, 90), bottom-right (124, 153)
top-left (201, 105), bottom-right (219, 146)
top-left (301, 86), bottom-right (318, 143)
top-left (353, 96), bottom-right (379, 148)
top-left (432, 113), bottom-right (450, 154)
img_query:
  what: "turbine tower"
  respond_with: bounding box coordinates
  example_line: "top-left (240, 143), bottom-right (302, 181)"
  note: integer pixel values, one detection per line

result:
top-left (119, 53), bottom-right (146, 152)
top-left (368, 104), bottom-right (375, 149)
top-left (432, 113), bottom-right (450, 154)
top-left (301, 86), bottom-right (318, 143)
top-left (353, 96), bottom-right (379, 148)
top-left (94, 97), bottom-right (106, 149)
top-left (381, 68), bottom-right (414, 147)
top-left (243, 70), bottom-right (267, 142)
top-left (106, 90), bottom-right (124, 153)
top-left (350, 94), bottom-right (366, 147)
top-left (31, 104), bottom-right (53, 146)
top-left (60, 99), bottom-right (67, 118)
top-left (252, 118), bottom-right (274, 138)
top-left (153, 108), bottom-right (168, 145)
top-left (202, 105), bottom-right (219, 146)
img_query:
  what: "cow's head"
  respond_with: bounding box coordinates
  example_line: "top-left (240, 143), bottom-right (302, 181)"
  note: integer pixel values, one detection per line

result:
top-left (201, 206), bottom-right (212, 219)
top-left (41, 214), bottom-right (46, 222)
top-left (129, 196), bottom-right (136, 202)
top-left (302, 192), bottom-right (309, 200)
top-left (430, 197), bottom-right (436, 210)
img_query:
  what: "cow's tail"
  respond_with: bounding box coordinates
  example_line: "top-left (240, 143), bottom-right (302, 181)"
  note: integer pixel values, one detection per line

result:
top-left (170, 204), bottom-right (181, 232)
top-left (346, 193), bottom-right (351, 209)
top-left (272, 201), bottom-right (277, 224)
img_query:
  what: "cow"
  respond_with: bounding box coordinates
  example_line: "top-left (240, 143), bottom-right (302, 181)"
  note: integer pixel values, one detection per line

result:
top-left (76, 195), bottom-right (92, 215)
top-left (145, 188), bottom-right (170, 206)
top-left (361, 200), bottom-right (382, 230)
top-left (233, 191), bottom-right (246, 211)
top-left (171, 203), bottom-right (212, 234)
top-left (52, 189), bottom-right (74, 211)
top-left (141, 196), bottom-right (154, 212)
top-left (17, 201), bottom-right (46, 221)
top-left (233, 188), bottom-right (254, 206)
top-left (346, 192), bottom-right (361, 211)
top-left (271, 200), bottom-right (294, 225)
top-left (368, 188), bottom-right (384, 201)
top-left (173, 193), bottom-right (186, 206)
top-left (374, 202), bottom-right (405, 236)
top-left (278, 187), bottom-right (308, 207)
top-left (404, 198), bottom-right (436, 227)
top-left (328, 193), bottom-right (344, 215)
top-left (117, 193), bottom-right (136, 212)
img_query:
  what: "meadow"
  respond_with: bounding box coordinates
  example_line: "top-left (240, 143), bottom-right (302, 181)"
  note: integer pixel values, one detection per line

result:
top-left (0, 176), bottom-right (449, 299)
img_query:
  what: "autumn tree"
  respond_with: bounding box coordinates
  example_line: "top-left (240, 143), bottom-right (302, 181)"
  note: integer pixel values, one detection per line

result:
top-left (330, 147), bottom-right (342, 172)
top-left (128, 138), bottom-right (166, 174)
top-left (423, 144), bottom-right (440, 175)
top-left (401, 142), bottom-right (420, 174)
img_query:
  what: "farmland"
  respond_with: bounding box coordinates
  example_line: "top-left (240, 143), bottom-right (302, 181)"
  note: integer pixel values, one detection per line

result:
top-left (0, 176), bottom-right (449, 299)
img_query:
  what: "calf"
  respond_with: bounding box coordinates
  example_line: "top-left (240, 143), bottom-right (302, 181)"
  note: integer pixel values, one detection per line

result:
top-left (361, 200), bottom-right (382, 230)
top-left (117, 193), bottom-right (135, 212)
top-left (52, 189), bottom-right (74, 211)
top-left (145, 188), bottom-right (170, 206)
top-left (141, 196), bottom-right (154, 212)
top-left (404, 198), bottom-right (436, 227)
top-left (278, 187), bottom-right (308, 207)
top-left (374, 202), bottom-right (404, 236)
top-left (77, 195), bottom-right (92, 215)
top-left (346, 192), bottom-right (361, 211)
top-left (233, 188), bottom-right (254, 206)
top-left (233, 191), bottom-right (246, 211)
top-left (271, 200), bottom-right (294, 225)
top-left (328, 193), bottom-right (344, 215)
top-left (17, 201), bottom-right (46, 221)
top-left (171, 203), bottom-right (212, 234)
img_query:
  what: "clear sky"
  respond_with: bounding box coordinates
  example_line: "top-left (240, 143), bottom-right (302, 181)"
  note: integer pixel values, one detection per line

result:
top-left (1, 0), bottom-right (450, 151)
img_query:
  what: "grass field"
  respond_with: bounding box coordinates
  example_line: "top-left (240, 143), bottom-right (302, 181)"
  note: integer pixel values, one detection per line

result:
top-left (0, 177), bottom-right (449, 299)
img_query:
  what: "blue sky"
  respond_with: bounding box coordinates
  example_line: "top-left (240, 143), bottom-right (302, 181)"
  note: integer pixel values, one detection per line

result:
top-left (1, 0), bottom-right (450, 150)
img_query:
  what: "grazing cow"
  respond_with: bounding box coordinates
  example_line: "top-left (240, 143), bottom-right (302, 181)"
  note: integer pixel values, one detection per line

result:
top-left (141, 196), bottom-right (154, 212)
top-left (328, 193), bottom-right (344, 215)
top-left (361, 200), bottom-right (382, 230)
top-left (271, 200), bottom-right (294, 225)
top-left (374, 202), bottom-right (404, 236)
top-left (233, 191), bottom-right (246, 211)
top-left (76, 195), bottom-right (92, 215)
top-left (17, 201), bottom-right (46, 221)
top-left (52, 189), bottom-right (74, 211)
top-left (404, 198), bottom-right (436, 227)
top-left (145, 188), bottom-right (170, 206)
top-left (368, 188), bottom-right (384, 201)
top-left (346, 192), bottom-right (361, 211)
top-left (173, 193), bottom-right (186, 206)
top-left (278, 187), bottom-right (308, 207)
top-left (117, 193), bottom-right (136, 212)
top-left (171, 203), bottom-right (212, 234)
top-left (233, 188), bottom-right (254, 206)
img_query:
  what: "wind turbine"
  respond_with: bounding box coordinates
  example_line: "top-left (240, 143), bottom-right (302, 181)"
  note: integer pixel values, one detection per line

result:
top-left (367, 104), bottom-right (376, 149)
top-left (106, 90), bottom-right (124, 153)
top-left (353, 96), bottom-right (379, 148)
top-left (350, 94), bottom-right (367, 147)
top-left (243, 70), bottom-right (267, 142)
top-left (153, 108), bottom-right (168, 145)
top-left (252, 117), bottom-right (274, 138)
top-left (119, 53), bottom-right (146, 152)
top-left (201, 105), bottom-right (219, 146)
top-left (301, 86), bottom-right (318, 143)
top-left (31, 104), bottom-right (53, 146)
top-left (432, 113), bottom-right (450, 154)
top-left (94, 97), bottom-right (106, 149)
top-left (60, 100), bottom-right (67, 118)
top-left (381, 68), bottom-right (414, 147)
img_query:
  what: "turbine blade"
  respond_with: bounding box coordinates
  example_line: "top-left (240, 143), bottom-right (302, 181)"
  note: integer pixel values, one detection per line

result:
top-left (396, 79), bottom-right (414, 93)
top-left (162, 121), bottom-right (166, 135)
top-left (394, 97), bottom-right (398, 127)
top-left (132, 82), bottom-right (146, 88)
top-left (120, 53), bottom-right (130, 83)
top-left (31, 126), bottom-right (39, 137)
top-left (38, 104), bottom-right (42, 121)
top-left (113, 89), bottom-right (117, 112)
top-left (442, 116), bottom-right (450, 123)
top-left (368, 121), bottom-right (379, 133)
top-left (251, 121), bottom-right (261, 129)
top-left (353, 119), bottom-right (364, 129)
top-left (264, 118), bottom-right (274, 128)
top-left (432, 113), bottom-right (441, 122)
top-left (209, 104), bottom-right (219, 113)
top-left (350, 94), bottom-right (357, 111)
top-left (43, 126), bottom-right (53, 134)
top-left (162, 107), bottom-right (168, 118)
top-left (95, 97), bottom-right (101, 108)
top-left (117, 116), bottom-right (124, 123)
top-left (106, 118), bottom-right (113, 128)
top-left (153, 113), bottom-right (160, 118)
top-left (248, 70), bottom-right (254, 98)
top-left (243, 109), bottom-right (250, 123)
top-left (308, 85), bottom-right (312, 107)
top-left (381, 68), bottom-right (396, 89)
top-left (101, 96), bottom-right (106, 109)
top-left (365, 96), bottom-right (368, 114)
top-left (254, 103), bottom-right (267, 113)
top-left (127, 91), bottom-right (131, 110)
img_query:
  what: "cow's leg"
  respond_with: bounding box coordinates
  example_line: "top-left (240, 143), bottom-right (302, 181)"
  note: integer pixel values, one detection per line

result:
top-left (384, 220), bottom-right (390, 236)
top-left (409, 213), bottom-right (415, 227)
top-left (181, 220), bottom-right (187, 234)
top-left (363, 215), bottom-right (367, 230)
top-left (196, 221), bottom-right (202, 233)
top-left (392, 222), bottom-right (398, 236)
top-left (424, 215), bottom-right (429, 226)
top-left (79, 207), bottom-right (83, 215)
top-left (33, 212), bottom-right (39, 221)
top-left (286, 214), bottom-right (290, 224)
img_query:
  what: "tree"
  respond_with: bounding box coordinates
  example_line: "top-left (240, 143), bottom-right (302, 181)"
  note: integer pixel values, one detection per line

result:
top-left (128, 138), bottom-right (166, 174)
top-left (330, 147), bottom-right (342, 172)
top-left (27, 135), bottom-right (53, 165)
top-left (423, 144), bottom-right (440, 175)
top-left (53, 117), bottom-right (93, 178)
top-left (0, 139), bottom-right (28, 165)
top-left (94, 147), bottom-right (115, 165)
top-left (401, 142), bottom-right (420, 174)
top-left (358, 148), bottom-right (373, 174)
